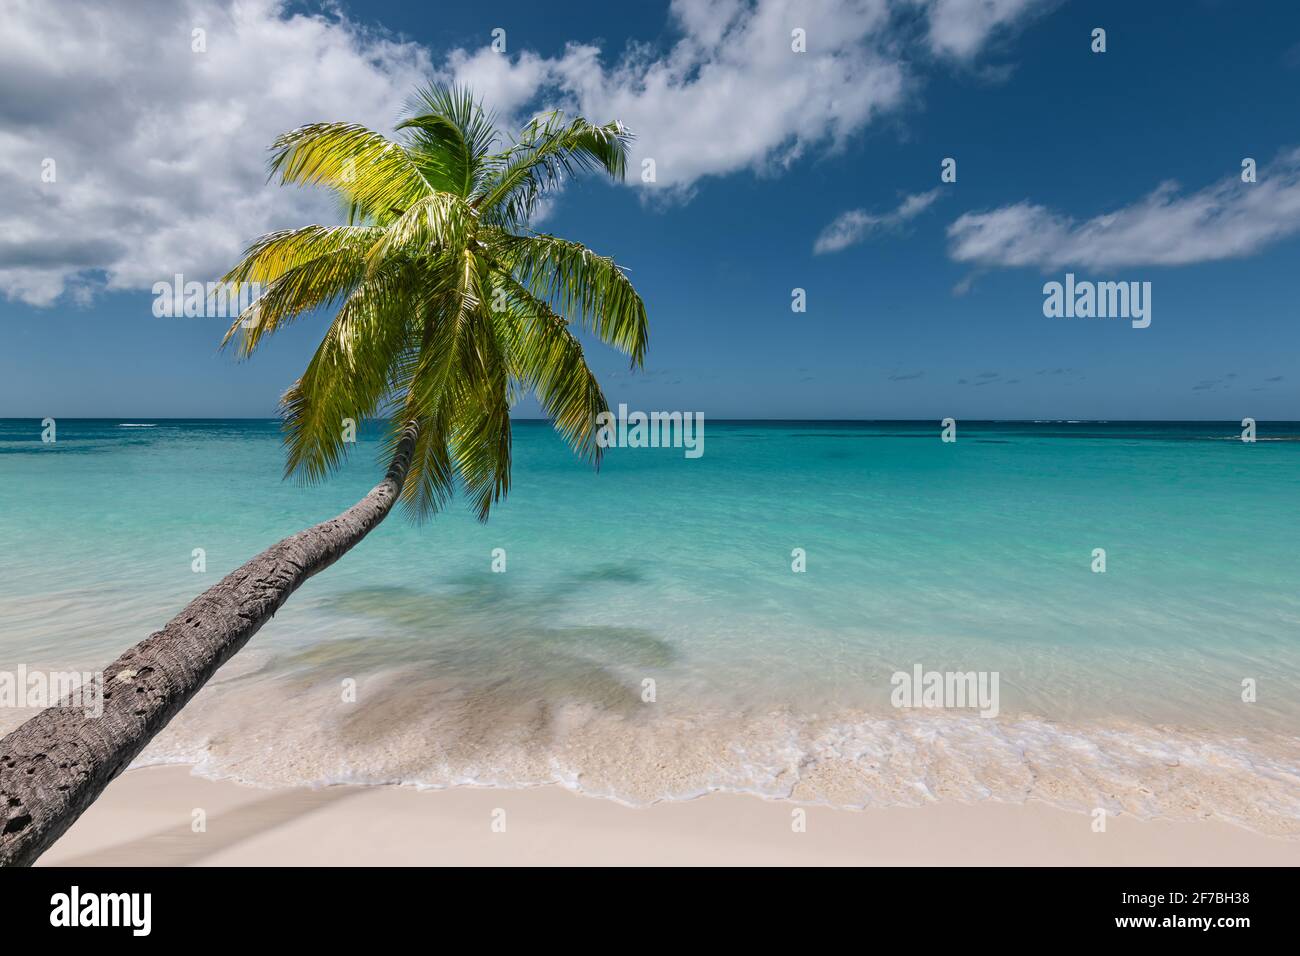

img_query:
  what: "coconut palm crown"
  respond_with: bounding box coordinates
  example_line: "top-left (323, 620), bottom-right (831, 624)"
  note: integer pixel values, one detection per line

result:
top-left (221, 85), bottom-right (647, 521)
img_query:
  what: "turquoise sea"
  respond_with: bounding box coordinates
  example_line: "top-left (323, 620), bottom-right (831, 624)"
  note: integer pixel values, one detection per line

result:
top-left (1, 419), bottom-right (1298, 832)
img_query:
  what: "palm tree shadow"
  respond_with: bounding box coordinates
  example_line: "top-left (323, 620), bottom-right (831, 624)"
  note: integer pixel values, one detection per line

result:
top-left (49, 784), bottom-right (359, 867)
top-left (300, 563), bottom-right (678, 680)
top-left (190, 566), bottom-right (680, 765)
top-left (316, 560), bottom-right (651, 623)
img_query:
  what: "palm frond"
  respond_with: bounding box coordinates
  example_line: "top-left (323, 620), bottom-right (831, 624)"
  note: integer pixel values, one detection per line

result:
top-left (448, 324), bottom-right (512, 521)
top-left (383, 399), bottom-right (456, 522)
top-left (363, 192), bottom-right (477, 276)
top-left (399, 84), bottom-right (498, 197)
top-left (478, 113), bottom-right (631, 229)
top-left (220, 225), bottom-right (383, 356)
top-left (494, 232), bottom-right (647, 365)
top-left (268, 123), bottom-right (432, 222)
top-left (280, 267), bottom-right (416, 484)
top-left (388, 250), bottom-right (492, 519)
top-left (491, 272), bottom-right (608, 464)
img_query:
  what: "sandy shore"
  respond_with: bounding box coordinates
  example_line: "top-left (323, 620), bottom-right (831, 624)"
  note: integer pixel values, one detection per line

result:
top-left (34, 765), bottom-right (1300, 866)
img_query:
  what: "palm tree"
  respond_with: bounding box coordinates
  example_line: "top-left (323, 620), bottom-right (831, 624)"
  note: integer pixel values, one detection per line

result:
top-left (0, 86), bottom-right (647, 866)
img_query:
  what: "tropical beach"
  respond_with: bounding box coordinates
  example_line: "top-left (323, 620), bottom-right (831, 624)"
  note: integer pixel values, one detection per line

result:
top-left (3, 419), bottom-right (1298, 861)
top-left (2, 0), bottom-right (1299, 899)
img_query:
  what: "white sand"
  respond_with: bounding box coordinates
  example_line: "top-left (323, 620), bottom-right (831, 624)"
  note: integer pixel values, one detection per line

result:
top-left (35, 765), bottom-right (1300, 866)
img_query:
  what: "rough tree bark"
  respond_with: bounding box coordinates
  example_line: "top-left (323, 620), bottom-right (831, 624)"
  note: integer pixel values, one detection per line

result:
top-left (0, 423), bottom-right (419, 866)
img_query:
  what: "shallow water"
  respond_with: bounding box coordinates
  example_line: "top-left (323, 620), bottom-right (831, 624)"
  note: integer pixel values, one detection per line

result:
top-left (1, 419), bottom-right (1297, 832)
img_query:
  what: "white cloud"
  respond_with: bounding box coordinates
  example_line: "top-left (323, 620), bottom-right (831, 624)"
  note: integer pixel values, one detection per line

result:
top-left (0, 0), bottom-right (430, 305)
top-left (814, 188), bottom-right (941, 253)
top-left (919, 0), bottom-right (1055, 59)
top-left (947, 149), bottom-right (1300, 269)
top-left (450, 0), bottom-right (1051, 199)
top-left (0, 0), bottom-right (1047, 306)
top-left (535, 0), bottom-right (906, 197)
top-left (434, 1), bottom-right (913, 199)
top-left (441, 47), bottom-right (559, 123)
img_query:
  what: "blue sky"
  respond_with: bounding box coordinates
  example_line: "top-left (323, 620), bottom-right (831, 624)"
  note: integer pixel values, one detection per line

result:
top-left (1, 0), bottom-right (1297, 419)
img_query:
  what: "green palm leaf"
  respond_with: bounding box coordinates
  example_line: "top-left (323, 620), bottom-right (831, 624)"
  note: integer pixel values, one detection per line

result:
top-left (478, 112), bottom-right (631, 229)
top-left (268, 123), bottom-right (433, 222)
top-left (494, 232), bottom-right (648, 365)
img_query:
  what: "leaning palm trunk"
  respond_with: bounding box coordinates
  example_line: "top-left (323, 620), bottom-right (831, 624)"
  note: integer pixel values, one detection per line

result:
top-left (0, 424), bottom-right (418, 867)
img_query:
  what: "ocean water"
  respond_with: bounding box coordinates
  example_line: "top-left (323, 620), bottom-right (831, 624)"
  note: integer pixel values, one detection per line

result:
top-left (1, 419), bottom-right (1298, 833)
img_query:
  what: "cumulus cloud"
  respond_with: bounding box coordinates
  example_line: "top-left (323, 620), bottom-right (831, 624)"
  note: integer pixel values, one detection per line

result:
top-left (436, 0), bottom-right (911, 201)
top-left (1, 0), bottom-right (1046, 306)
top-left (918, 0), bottom-right (1055, 59)
top-left (813, 188), bottom-right (941, 253)
top-left (0, 0), bottom-right (431, 305)
top-left (543, 0), bottom-right (907, 197)
top-left (451, 0), bottom-right (1050, 197)
top-left (947, 149), bottom-right (1300, 270)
